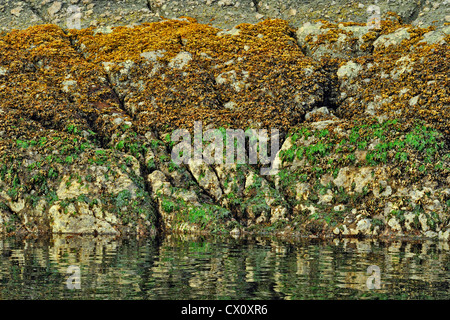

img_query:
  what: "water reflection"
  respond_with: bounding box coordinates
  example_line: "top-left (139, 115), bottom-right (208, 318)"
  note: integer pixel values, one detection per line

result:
top-left (0, 235), bottom-right (448, 299)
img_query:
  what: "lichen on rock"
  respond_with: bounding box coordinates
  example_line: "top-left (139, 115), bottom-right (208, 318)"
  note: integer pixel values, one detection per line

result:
top-left (0, 14), bottom-right (449, 240)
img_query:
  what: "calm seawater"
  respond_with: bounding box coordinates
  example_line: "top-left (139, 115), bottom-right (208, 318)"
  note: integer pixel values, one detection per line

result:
top-left (0, 235), bottom-right (449, 300)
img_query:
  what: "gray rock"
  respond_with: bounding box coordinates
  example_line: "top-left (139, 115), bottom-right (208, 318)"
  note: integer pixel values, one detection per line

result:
top-left (373, 28), bottom-right (411, 50)
top-left (417, 25), bottom-right (450, 46)
top-left (356, 218), bottom-right (372, 235)
top-left (188, 159), bottom-right (223, 201)
top-left (0, 1), bottom-right (44, 31)
top-left (47, 1), bottom-right (62, 17)
top-left (1, 0), bottom-right (448, 32)
top-left (337, 60), bottom-right (363, 79)
top-left (296, 22), bottom-right (373, 59)
top-left (0, 67), bottom-right (8, 76)
top-left (305, 107), bottom-right (333, 121)
top-left (168, 51), bottom-right (193, 70)
top-left (49, 203), bottom-right (119, 235)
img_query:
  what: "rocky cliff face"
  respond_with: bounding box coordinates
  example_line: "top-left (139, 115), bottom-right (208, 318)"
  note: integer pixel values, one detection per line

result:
top-left (1, 0), bottom-right (449, 31)
top-left (0, 1), bottom-right (449, 240)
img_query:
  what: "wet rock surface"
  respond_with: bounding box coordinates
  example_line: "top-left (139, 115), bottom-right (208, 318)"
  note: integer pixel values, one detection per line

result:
top-left (0, 3), bottom-right (449, 239)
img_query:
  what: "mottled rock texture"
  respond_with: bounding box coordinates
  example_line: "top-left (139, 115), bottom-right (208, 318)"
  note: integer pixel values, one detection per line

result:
top-left (1, 0), bottom-right (449, 31)
top-left (0, 5), bottom-right (449, 239)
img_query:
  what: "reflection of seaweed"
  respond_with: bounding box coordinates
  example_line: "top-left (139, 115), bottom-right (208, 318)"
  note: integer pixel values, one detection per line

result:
top-left (0, 236), bottom-right (449, 299)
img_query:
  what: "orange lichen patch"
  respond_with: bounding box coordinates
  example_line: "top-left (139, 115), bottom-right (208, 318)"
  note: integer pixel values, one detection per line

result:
top-left (0, 24), bottom-right (130, 143)
top-left (1, 17), bottom-right (448, 146)
top-left (72, 18), bottom-right (197, 63)
top-left (360, 31), bottom-right (379, 51)
top-left (337, 36), bottom-right (450, 135)
top-left (373, 26), bottom-right (436, 56)
top-left (298, 18), bottom-right (420, 64)
top-left (377, 14), bottom-right (404, 34)
top-left (445, 34), bottom-right (450, 43)
top-left (302, 20), bottom-right (359, 54)
top-left (72, 18), bottom-right (328, 134)
top-left (294, 16), bottom-right (450, 137)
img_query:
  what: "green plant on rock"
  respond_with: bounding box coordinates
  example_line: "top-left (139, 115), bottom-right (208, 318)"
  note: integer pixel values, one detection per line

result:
top-left (187, 206), bottom-right (211, 224)
top-left (371, 218), bottom-right (384, 229)
top-left (5, 214), bottom-right (19, 233)
top-left (168, 160), bottom-right (179, 173)
top-left (116, 190), bottom-right (132, 208)
top-left (66, 124), bottom-right (79, 135)
top-left (116, 140), bottom-right (125, 150)
top-left (280, 147), bottom-right (295, 162)
top-left (161, 199), bottom-right (178, 213)
top-left (147, 158), bottom-right (156, 171)
top-left (16, 140), bottom-right (29, 149)
top-left (47, 168), bottom-right (58, 180)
